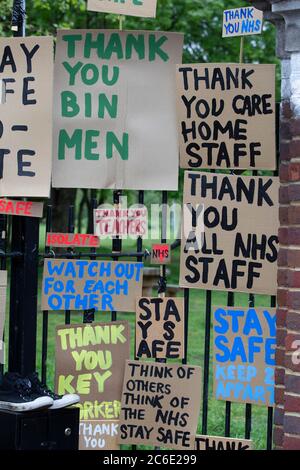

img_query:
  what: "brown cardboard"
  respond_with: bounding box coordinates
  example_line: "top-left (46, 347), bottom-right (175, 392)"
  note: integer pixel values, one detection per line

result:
top-left (213, 306), bottom-right (276, 407)
top-left (176, 64), bottom-right (276, 170)
top-left (52, 30), bottom-right (183, 191)
top-left (55, 321), bottom-right (130, 421)
top-left (135, 297), bottom-right (185, 359)
top-left (87, 0), bottom-right (157, 18)
top-left (79, 419), bottom-right (119, 450)
top-left (0, 37), bottom-right (53, 197)
top-left (42, 259), bottom-right (143, 312)
top-left (195, 434), bottom-right (253, 450)
top-left (150, 243), bottom-right (171, 265)
top-left (179, 171), bottom-right (279, 295)
top-left (118, 360), bottom-right (201, 449)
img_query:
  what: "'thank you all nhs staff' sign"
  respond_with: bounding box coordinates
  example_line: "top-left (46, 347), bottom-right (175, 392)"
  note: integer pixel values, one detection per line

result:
top-left (42, 259), bottom-right (143, 312)
top-left (52, 30), bottom-right (183, 191)
top-left (0, 37), bottom-right (53, 197)
top-left (222, 7), bottom-right (263, 37)
top-left (213, 307), bottom-right (276, 407)
top-left (179, 172), bottom-right (279, 295)
top-left (87, 0), bottom-right (157, 18)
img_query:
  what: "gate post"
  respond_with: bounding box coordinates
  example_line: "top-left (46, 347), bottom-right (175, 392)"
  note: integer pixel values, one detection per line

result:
top-left (8, 0), bottom-right (40, 376)
top-left (250, 0), bottom-right (300, 450)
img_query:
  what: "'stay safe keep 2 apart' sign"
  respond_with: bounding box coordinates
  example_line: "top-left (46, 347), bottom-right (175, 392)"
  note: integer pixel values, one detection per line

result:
top-left (0, 37), bottom-right (53, 197)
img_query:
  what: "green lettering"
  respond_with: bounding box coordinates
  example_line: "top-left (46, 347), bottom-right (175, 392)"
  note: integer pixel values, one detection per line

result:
top-left (106, 132), bottom-right (129, 161)
top-left (58, 129), bottom-right (82, 160)
top-left (149, 34), bottom-right (169, 62)
top-left (85, 130), bottom-right (99, 160)
top-left (98, 94), bottom-right (118, 118)
top-left (62, 34), bottom-right (82, 58)
top-left (125, 34), bottom-right (145, 60)
top-left (61, 91), bottom-right (80, 117)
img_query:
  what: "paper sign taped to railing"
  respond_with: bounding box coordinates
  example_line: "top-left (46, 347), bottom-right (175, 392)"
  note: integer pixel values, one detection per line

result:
top-left (0, 199), bottom-right (43, 217)
top-left (118, 361), bottom-right (201, 449)
top-left (179, 172), bottom-right (279, 295)
top-left (0, 270), bottom-right (7, 364)
top-left (87, 0), bottom-right (157, 18)
top-left (55, 321), bottom-right (130, 422)
top-left (135, 297), bottom-right (185, 359)
top-left (0, 36), bottom-right (53, 197)
top-left (42, 259), bottom-right (143, 312)
top-left (223, 7), bottom-right (263, 37)
top-left (195, 435), bottom-right (253, 450)
top-left (213, 306), bottom-right (276, 407)
top-left (79, 420), bottom-right (120, 450)
top-left (176, 64), bottom-right (276, 170)
top-left (52, 30), bottom-right (183, 191)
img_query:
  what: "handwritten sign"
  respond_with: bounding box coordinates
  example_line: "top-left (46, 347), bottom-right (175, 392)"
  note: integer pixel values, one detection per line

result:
top-left (195, 435), bottom-right (253, 450)
top-left (55, 321), bottom-right (130, 421)
top-left (0, 199), bottom-right (43, 217)
top-left (94, 205), bottom-right (148, 239)
top-left (52, 30), bottom-right (183, 191)
top-left (46, 232), bottom-right (100, 248)
top-left (180, 172), bottom-right (279, 295)
top-left (0, 271), bottom-right (7, 364)
top-left (0, 37), bottom-right (53, 197)
top-left (79, 420), bottom-right (119, 450)
top-left (176, 64), bottom-right (275, 170)
top-left (150, 243), bottom-right (171, 265)
top-left (87, 0), bottom-right (157, 18)
top-left (213, 307), bottom-right (276, 406)
top-left (118, 361), bottom-right (201, 449)
top-left (42, 259), bottom-right (143, 312)
top-left (223, 7), bottom-right (263, 37)
top-left (135, 297), bottom-right (185, 359)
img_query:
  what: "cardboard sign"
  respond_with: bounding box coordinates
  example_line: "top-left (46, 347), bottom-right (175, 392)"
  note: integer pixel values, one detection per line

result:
top-left (0, 199), bottom-right (43, 217)
top-left (42, 259), bottom-right (143, 312)
top-left (87, 0), bottom-right (157, 18)
top-left (46, 232), bottom-right (100, 248)
top-left (118, 361), bottom-right (201, 449)
top-left (135, 297), bottom-right (185, 359)
top-left (52, 30), bottom-right (183, 191)
top-left (195, 434), bottom-right (253, 451)
top-left (176, 64), bottom-right (275, 170)
top-left (213, 306), bottom-right (276, 407)
top-left (150, 243), bottom-right (171, 265)
top-left (55, 321), bottom-right (130, 421)
top-left (94, 205), bottom-right (148, 239)
top-left (0, 271), bottom-right (7, 364)
top-left (223, 7), bottom-right (263, 37)
top-left (0, 37), bottom-right (53, 197)
top-left (179, 172), bottom-right (279, 295)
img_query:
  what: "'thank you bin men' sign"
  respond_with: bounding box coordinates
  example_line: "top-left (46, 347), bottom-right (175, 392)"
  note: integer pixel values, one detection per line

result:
top-left (213, 307), bottom-right (276, 407)
top-left (87, 0), bottom-right (157, 18)
top-left (179, 171), bottom-right (279, 295)
top-left (0, 37), bottom-right (53, 197)
top-left (52, 30), bottom-right (183, 190)
top-left (176, 64), bottom-right (275, 170)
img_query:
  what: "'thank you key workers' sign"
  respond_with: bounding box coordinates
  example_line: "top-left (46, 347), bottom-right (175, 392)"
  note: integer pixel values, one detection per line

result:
top-left (222, 7), bottom-right (263, 37)
top-left (179, 172), bottom-right (279, 295)
top-left (176, 64), bottom-right (275, 170)
top-left (42, 259), bottom-right (143, 312)
top-left (0, 37), bottom-right (53, 197)
top-left (213, 307), bottom-right (276, 406)
top-left (55, 321), bottom-right (130, 421)
top-left (87, 0), bottom-right (157, 18)
top-left (52, 30), bottom-right (183, 191)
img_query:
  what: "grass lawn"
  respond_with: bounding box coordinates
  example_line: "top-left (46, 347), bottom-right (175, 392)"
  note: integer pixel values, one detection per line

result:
top-left (30, 236), bottom-right (273, 451)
